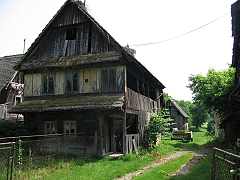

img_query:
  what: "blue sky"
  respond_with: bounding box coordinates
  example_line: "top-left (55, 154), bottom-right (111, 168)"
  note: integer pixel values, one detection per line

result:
top-left (0, 0), bottom-right (237, 101)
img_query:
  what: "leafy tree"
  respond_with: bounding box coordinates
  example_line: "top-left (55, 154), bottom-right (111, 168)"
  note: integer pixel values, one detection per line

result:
top-left (163, 92), bottom-right (173, 102)
top-left (189, 103), bottom-right (209, 128)
top-left (187, 68), bottom-right (235, 119)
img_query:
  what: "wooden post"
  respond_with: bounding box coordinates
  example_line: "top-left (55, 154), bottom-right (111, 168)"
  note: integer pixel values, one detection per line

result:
top-left (123, 112), bottom-right (127, 154)
top-left (93, 131), bottom-right (97, 154)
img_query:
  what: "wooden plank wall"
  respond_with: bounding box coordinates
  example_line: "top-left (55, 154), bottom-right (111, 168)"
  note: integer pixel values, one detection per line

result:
top-left (24, 66), bottom-right (125, 96)
top-left (28, 4), bottom-right (116, 61)
top-left (125, 88), bottom-right (156, 143)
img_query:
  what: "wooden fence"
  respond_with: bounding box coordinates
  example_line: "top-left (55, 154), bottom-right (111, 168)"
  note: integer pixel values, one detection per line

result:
top-left (126, 134), bottom-right (139, 154)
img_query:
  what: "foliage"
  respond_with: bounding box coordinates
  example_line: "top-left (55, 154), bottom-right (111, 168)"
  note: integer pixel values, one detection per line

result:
top-left (187, 67), bottom-right (235, 119)
top-left (146, 108), bottom-right (173, 148)
top-left (189, 103), bottom-right (209, 128)
top-left (0, 120), bottom-right (28, 138)
top-left (163, 92), bottom-right (174, 102)
top-left (207, 120), bottom-right (215, 135)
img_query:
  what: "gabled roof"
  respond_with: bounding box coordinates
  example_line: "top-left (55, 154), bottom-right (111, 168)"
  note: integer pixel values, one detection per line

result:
top-left (15, 0), bottom-right (165, 89)
top-left (0, 54), bottom-right (23, 90)
top-left (166, 99), bottom-right (189, 118)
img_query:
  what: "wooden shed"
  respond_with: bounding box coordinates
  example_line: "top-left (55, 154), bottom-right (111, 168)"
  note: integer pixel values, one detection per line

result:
top-left (10, 0), bottom-right (165, 155)
top-left (166, 100), bottom-right (189, 131)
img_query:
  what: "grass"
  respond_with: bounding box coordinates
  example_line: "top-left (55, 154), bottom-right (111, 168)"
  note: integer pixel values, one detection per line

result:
top-left (8, 125), bottom-right (215, 180)
top-left (132, 153), bottom-right (194, 180)
top-left (171, 154), bottom-right (213, 180)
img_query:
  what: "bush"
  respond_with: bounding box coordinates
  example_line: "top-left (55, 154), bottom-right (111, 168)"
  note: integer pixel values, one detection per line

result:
top-left (146, 108), bottom-right (173, 148)
top-left (207, 121), bottom-right (215, 135)
top-left (0, 119), bottom-right (29, 138)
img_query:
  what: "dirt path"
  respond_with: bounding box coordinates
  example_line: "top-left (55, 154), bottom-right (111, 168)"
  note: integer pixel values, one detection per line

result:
top-left (115, 147), bottom-right (211, 180)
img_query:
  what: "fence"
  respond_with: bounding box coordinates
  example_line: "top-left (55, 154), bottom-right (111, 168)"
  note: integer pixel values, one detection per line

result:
top-left (126, 134), bottom-right (139, 154)
top-left (0, 133), bottom-right (86, 180)
top-left (0, 142), bottom-right (15, 180)
top-left (212, 147), bottom-right (240, 180)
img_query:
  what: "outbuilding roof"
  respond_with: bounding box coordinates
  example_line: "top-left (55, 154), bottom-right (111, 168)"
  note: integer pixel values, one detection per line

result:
top-left (0, 54), bottom-right (23, 90)
top-left (166, 99), bottom-right (189, 118)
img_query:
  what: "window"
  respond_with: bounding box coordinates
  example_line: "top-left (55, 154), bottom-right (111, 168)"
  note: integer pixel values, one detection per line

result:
top-left (45, 121), bottom-right (57, 134)
top-left (15, 96), bottom-right (22, 106)
top-left (101, 69), bottom-right (116, 91)
top-left (66, 72), bottom-right (78, 92)
top-left (64, 121), bottom-right (76, 136)
top-left (42, 74), bottom-right (54, 94)
top-left (66, 28), bottom-right (76, 40)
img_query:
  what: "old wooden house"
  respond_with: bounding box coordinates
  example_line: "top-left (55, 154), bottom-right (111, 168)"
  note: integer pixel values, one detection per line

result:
top-left (166, 100), bottom-right (189, 131)
top-left (223, 0), bottom-right (240, 141)
top-left (0, 54), bottom-right (24, 121)
top-left (10, 0), bottom-right (165, 155)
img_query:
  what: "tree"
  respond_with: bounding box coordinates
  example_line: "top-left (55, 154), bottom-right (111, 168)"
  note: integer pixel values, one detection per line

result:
top-left (187, 67), bottom-right (235, 119)
top-left (189, 103), bottom-right (209, 128)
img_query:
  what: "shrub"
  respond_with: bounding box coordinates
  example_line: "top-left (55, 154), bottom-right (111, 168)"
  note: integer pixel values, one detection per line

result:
top-left (0, 119), bottom-right (29, 138)
top-left (146, 108), bottom-right (173, 148)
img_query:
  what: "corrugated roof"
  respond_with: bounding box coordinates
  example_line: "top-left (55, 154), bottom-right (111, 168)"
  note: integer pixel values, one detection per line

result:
top-left (9, 94), bottom-right (124, 113)
top-left (0, 54), bottom-right (23, 90)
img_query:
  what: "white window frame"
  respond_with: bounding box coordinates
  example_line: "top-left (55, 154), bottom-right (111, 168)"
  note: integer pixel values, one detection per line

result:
top-left (44, 121), bottom-right (57, 134)
top-left (64, 121), bottom-right (77, 136)
top-left (15, 95), bottom-right (22, 106)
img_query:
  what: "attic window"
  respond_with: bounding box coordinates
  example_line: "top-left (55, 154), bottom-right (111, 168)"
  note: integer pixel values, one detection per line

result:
top-left (66, 28), bottom-right (76, 40)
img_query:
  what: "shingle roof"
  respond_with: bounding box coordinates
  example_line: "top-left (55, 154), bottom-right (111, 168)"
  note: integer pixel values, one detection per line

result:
top-left (9, 94), bottom-right (124, 113)
top-left (0, 54), bottom-right (23, 90)
top-left (167, 99), bottom-right (189, 118)
top-left (20, 51), bottom-right (121, 70)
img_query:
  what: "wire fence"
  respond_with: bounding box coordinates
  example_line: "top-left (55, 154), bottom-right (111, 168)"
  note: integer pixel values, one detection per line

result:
top-left (0, 133), bottom-right (86, 180)
top-left (212, 147), bottom-right (240, 180)
top-left (0, 142), bottom-right (15, 180)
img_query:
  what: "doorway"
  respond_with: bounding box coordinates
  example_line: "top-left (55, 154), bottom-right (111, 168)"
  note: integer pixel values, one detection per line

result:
top-left (105, 117), bottom-right (113, 153)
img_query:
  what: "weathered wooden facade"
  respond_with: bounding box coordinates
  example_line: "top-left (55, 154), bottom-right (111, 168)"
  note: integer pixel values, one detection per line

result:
top-left (166, 100), bottom-right (189, 130)
top-left (222, 1), bottom-right (240, 141)
top-left (10, 0), bottom-right (165, 155)
top-left (0, 54), bottom-right (24, 121)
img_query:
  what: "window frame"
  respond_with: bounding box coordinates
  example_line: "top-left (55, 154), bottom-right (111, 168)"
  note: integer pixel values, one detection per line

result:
top-left (15, 96), bottom-right (22, 106)
top-left (101, 68), bottom-right (117, 91)
top-left (66, 71), bottom-right (79, 92)
top-left (44, 121), bottom-right (57, 134)
top-left (42, 74), bottom-right (55, 94)
top-left (63, 121), bottom-right (77, 136)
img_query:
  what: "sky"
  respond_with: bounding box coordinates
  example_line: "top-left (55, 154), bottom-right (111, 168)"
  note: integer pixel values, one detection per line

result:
top-left (0, 0), bottom-right (237, 101)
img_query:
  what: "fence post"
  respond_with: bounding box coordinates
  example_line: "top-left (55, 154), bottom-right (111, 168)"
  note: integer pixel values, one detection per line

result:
top-left (10, 143), bottom-right (15, 180)
top-left (211, 147), bottom-right (216, 180)
top-left (56, 134), bottom-right (59, 155)
top-left (84, 132), bottom-right (86, 156)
